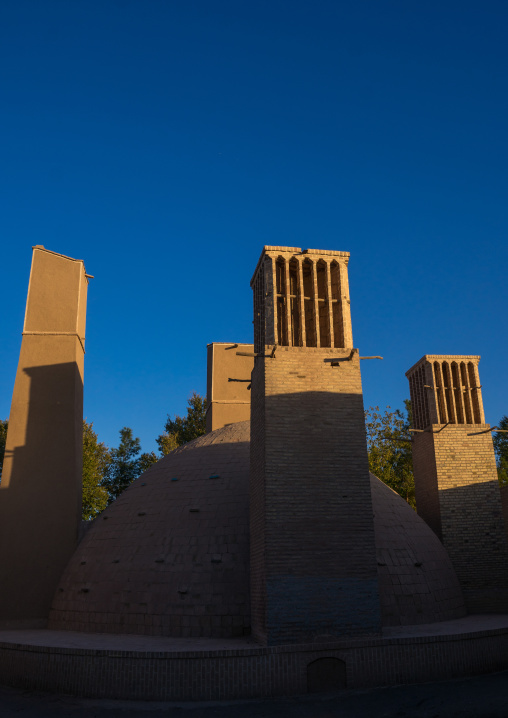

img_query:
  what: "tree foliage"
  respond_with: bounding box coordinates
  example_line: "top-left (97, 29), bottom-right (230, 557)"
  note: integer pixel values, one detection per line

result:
top-left (102, 427), bottom-right (144, 503)
top-left (493, 415), bottom-right (508, 487)
top-left (138, 451), bottom-right (159, 474)
top-left (84, 424), bottom-right (158, 515)
top-left (82, 421), bottom-right (110, 520)
top-left (365, 401), bottom-right (415, 509)
top-left (0, 416), bottom-right (156, 514)
top-left (0, 419), bottom-right (8, 481)
top-left (156, 392), bottom-right (207, 456)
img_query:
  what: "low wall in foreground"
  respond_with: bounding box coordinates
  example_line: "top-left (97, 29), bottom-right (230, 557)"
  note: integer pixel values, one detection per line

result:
top-left (0, 624), bottom-right (507, 700)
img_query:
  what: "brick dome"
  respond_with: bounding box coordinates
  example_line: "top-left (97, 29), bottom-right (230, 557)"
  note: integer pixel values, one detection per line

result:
top-left (371, 472), bottom-right (466, 625)
top-left (49, 421), bottom-right (465, 637)
top-left (49, 422), bottom-right (251, 638)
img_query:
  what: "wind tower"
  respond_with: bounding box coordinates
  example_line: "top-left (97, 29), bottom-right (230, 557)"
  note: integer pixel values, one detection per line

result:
top-left (0, 246), bottom-right (89, 626)
top-left (249, 246), bottom-right (381, 645)
top-left (406, 355), bottom-right (508, 612)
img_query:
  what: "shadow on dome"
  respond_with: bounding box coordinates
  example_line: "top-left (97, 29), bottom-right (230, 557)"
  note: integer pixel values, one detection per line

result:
top-left (49, 423), bottom-right (251, 638)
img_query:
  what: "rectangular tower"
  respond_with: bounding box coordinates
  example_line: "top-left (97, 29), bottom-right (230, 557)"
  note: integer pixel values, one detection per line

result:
top-left (206, 343), bottom-right (254, 432)
top-left (406, 355), bottom-right (508, 612)
top-left (0, 246), bottom-right (89, 626)
top-left (249, 247), bottom-right (381, 645)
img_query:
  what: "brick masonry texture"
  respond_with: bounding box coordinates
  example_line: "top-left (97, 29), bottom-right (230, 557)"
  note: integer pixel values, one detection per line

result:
top-left (49, 420), bottom-right (465, 641)
top-left (0, 247), bottom-right (88, 624)
top-left (4, 247), bottom-right (507, 701)
top-left (0, 622), bottom-right (507, 700)
top-left (49, 423), bottom-right (251, 639)
top-left (412, 426), bottom-right (508, 612)
top-left (371, 475), bottom-right (465, 626)
top-left (406, 355), bottom-right (485, 429)
top-left (205, 343), bottom-right (254, 433)
top-left (250, 247), bottom-right (353, 353)
top-left (501, 485), bottom-right (508, 539)
top-left (250, 347), bottom-right (381, 644)
top-left (407, 355), bottom-right (508, 612)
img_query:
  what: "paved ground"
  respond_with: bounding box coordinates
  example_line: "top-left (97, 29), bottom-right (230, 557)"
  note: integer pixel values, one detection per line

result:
top-left (1, 670), bottom-right (508, 718)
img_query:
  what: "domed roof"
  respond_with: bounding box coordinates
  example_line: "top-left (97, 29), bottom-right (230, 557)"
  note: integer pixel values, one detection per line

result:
top-left (50, 422), bottom-right (251, 638)
top-left (49, 421), bottom-right (465, 637)
top-left (371, 472), bottom-right (466, 626)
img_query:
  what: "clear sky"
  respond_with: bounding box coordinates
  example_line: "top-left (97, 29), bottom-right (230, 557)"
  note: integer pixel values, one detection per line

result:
top-left (1, 0), bottom-right (507, 454)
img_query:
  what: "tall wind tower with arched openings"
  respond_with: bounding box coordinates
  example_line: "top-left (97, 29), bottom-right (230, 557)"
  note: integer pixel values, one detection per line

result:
top-left (249, 247), bottom-right (381, 646)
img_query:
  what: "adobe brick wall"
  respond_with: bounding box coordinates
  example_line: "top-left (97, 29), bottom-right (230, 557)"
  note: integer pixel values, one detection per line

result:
top-left (0, 624), bottom-right (507, 700)
top-left (0, 247), bottom-right (88, 625)
top-left (407, 355), bottom-right (508, 613)
top-left (500, 485), bottom-right (508, 540)
top-left (205, 343), bottom-right (253, 433)
top-left (410, 432), bottom-right (442, 538)
top-left (412, 427), bottom-right (508, 613)
top-left (49, 418), bottom-right (467, 639)
top-left (250, 247), bottom-right (353, 353)
top-left (250, 346), bottom-right (381, 645)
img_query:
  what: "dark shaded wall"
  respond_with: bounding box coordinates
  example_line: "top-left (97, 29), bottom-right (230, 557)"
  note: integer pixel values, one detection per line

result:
top-left (250, 347), bottom-right (381, 645)
top-left (412, 427), bottom-right (508, 613)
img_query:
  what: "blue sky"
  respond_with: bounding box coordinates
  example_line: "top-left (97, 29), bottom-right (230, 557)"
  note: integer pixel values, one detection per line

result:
top-left (1, 0), bottom-right (507, 453)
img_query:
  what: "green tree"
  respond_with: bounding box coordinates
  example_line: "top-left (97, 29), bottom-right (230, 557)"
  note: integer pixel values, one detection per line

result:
top-left (0, 419), bottom-right (8, 481)
top-left (493, 415), bottom-right (508, 487)
top-left (82, 421), bottom-right (110, 520)
top-left (138, 451), bottom-right (159, 474)
top-left (103, 427), bottom-right (142, 503)
top-left (365, 401), bottom-right (415, 509)
top-left (156, 392), bottom-right (207, 456)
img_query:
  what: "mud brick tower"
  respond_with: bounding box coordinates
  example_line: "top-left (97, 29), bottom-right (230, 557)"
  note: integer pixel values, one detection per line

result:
top-left (249, 246), bottom-right (381, 645)
top-left (206, 342), bottom-right (254, 432)
top-left (0, 246), bottom-right (88, 626)
top-left (406, 355), bottom-right (508, 613)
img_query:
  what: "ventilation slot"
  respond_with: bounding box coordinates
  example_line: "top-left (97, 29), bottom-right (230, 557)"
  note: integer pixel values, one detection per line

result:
top-left (330, 261), bottom-right (344, 348)
top-left (408, 364), bottom-right (430, 429)
top-left (317, 260), bottom-right (331, 347)
top-left (433, 362), bottom-right (447, 423)
top-left (288, 258), bottom-right (301, 346)
top-left (460, 362), bottom-right (473, 424)
top-left (468, 362), bottom-right (482, 423)
top-left (451, 362), bottom-right (464, 424)
top-left (442, 362), bottom-right (456, 423)
top-left (253, 263), bottom-right (265, 354)
top-left (275, 257), bottom-right (288, 346)
top-left (302, 259), bottom-right (317, 347)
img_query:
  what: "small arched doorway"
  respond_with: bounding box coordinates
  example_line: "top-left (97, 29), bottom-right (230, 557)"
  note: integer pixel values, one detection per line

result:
top-left (307, 657), bottom-right (347, 692)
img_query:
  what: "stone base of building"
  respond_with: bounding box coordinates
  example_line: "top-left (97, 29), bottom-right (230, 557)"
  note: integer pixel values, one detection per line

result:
top-left (0, 616), bottom-right (507, 701)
